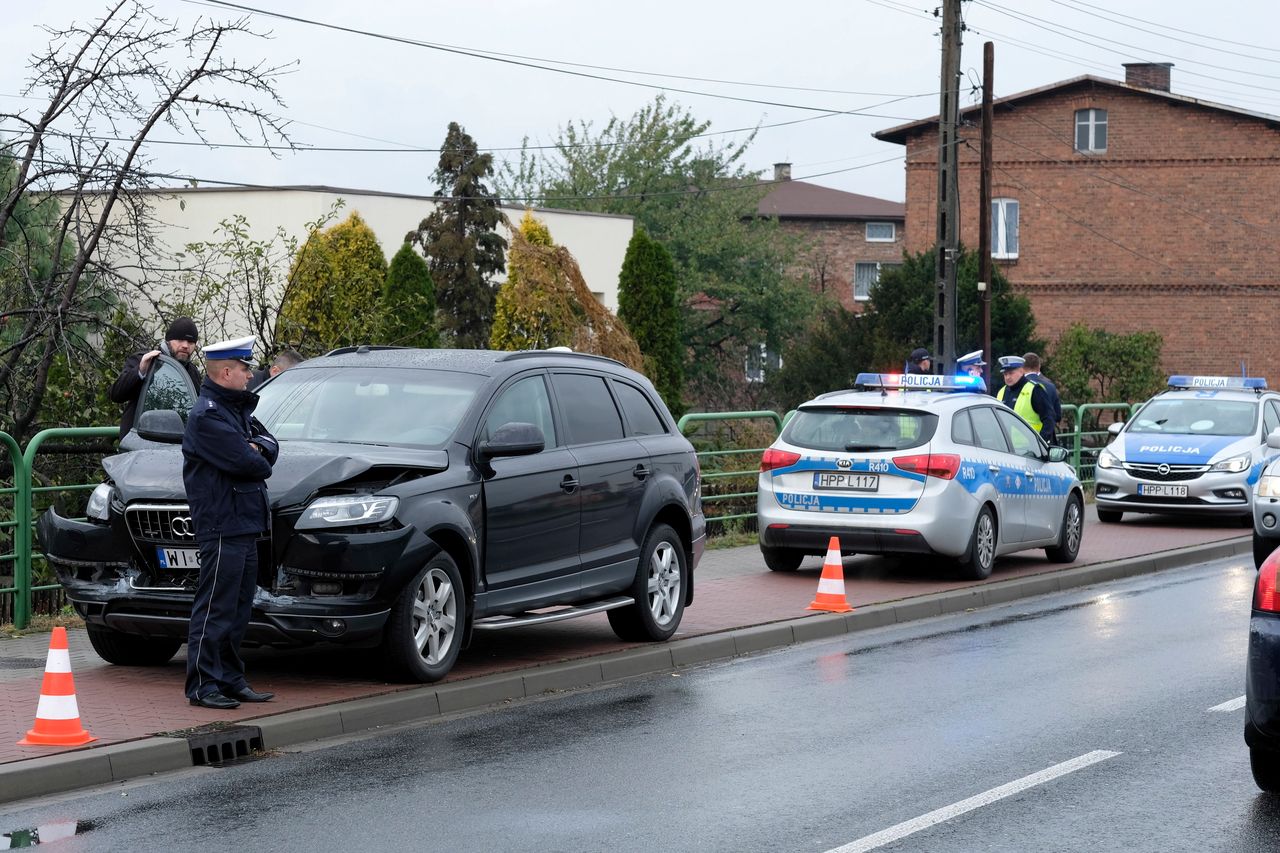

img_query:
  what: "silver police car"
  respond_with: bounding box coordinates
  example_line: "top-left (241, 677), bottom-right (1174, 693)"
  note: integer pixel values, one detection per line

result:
top-left (1094, 375), bottom-right (1280, 531)
top-left (757, 373), bottom-right (1085, 579)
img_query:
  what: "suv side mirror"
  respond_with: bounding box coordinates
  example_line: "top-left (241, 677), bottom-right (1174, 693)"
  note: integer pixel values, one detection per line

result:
top-left (478, 422), bottom-right (545, 461)
top-left (1107, 421), bottom-right (1124, 436)
top-left (136, 409), bottom-right (185, 443)
top-left (1047, 446), bottom-right (1068, 463)
top-left (1268, 429), bottom-right (1280, 450)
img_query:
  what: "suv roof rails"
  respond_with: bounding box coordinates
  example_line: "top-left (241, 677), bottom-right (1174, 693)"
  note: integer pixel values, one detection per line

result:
top-left (498, 349), bottom-right (625, 367)
top-left (323, 344), bottom-right (410, 357)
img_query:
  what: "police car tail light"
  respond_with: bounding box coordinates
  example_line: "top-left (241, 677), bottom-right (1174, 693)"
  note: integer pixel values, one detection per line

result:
top-left (892, 453), bottom-right (960, 480)
top-left (1256, 550), bottom-right (1280, 613)
top-left (760, 448), bottom-right (801, 472)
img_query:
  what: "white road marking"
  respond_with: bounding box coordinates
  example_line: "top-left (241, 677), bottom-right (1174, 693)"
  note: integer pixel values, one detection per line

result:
top-left (1209, 695), bottom-right (1247, 713)
top-left (825, 750), bottom-right (1121, 853)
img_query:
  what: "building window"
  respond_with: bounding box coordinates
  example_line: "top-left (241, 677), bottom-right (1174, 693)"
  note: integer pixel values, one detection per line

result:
top-left (865, 221), bottom-right (896, 242)
top-left (992, 198), bottom-right (1019, 259)
top-left (853, 262), bottom-right (900, 302)
top-left (1074, 108), bottom-right (1107, 153)
top-left (745, 343), bottom-right (782, 383)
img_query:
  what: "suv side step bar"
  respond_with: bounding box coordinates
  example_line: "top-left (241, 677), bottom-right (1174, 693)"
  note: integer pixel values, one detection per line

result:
top-left (473, 596), bottom-right (634, 631)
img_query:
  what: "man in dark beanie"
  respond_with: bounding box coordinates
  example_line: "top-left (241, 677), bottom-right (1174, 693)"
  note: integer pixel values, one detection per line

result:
top-left (109, 317), bottom-right (202, 439)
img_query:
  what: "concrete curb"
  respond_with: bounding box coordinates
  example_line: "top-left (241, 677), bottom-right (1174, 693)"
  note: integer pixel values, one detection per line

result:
top-left (0, 535), bottom-right (1251, 806)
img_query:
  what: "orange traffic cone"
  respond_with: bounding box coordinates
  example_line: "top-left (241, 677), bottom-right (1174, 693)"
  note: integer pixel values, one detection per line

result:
top-left (18, 627), bottom-right (95, 747)
top-left (806, 536), bottom-right (854, 613)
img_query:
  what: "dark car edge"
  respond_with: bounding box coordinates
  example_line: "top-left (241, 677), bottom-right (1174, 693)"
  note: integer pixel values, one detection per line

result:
top-left (38, 348), bottom-right (706, 683)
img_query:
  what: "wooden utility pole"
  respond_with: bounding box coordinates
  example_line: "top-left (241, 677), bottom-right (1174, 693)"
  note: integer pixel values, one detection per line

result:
top-left (979, 41), bottom-right (994, 388)
top-left (933, 0), bottom-right (963, 375)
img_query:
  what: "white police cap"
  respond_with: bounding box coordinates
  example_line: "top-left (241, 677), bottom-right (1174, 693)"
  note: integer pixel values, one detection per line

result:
top-left (202, 335), bottom-right (256, 365)
top-left (958, 349), bottom-right (986, 367)
top-left (998, 355), bottom-right (1025, 371)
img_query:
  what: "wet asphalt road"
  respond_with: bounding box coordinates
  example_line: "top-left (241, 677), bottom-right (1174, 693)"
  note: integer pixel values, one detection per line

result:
top-left (3, 554), bottom-right (1279, 852)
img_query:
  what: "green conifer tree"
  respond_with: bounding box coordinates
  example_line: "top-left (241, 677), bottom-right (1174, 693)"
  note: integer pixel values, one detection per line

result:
top-left (382, 243), bottom-right (439, 347)
top-left (617, 229), bottom-right (684, 414)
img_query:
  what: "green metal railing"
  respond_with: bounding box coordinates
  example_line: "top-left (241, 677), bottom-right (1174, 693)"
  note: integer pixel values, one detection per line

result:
top-left (8, 427), bottom-right (118, 629)
top-left (678, 411), bottom-right (785, 525)
top-left (1058, 403), bottom-right (1134, 486)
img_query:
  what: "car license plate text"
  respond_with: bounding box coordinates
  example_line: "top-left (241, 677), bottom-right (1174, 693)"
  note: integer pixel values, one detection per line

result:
top-left (156, 547), bottom-right (200, 569)
top-left (1137, 484), bottom-right (1189, 498)
top-left (813, 472), bottom-right (880, 491)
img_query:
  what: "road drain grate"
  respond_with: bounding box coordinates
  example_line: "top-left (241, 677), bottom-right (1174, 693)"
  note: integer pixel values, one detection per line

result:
top-left (185, 724), bottom-right (264, 766)
top-left (0, 658), bottom-right (45, 670)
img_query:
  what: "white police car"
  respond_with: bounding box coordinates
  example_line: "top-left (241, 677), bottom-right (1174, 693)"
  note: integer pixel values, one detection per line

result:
top-left (1094, 376), bottom-right (1280, 529)
top-left (757, 373), bottom-right (1084, 579)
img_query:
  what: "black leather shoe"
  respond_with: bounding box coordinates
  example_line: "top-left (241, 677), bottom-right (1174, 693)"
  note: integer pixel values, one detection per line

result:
top-left (229, 686), bottom-right (274, 703)
top-left (189, 691), bottom-right (241, 710)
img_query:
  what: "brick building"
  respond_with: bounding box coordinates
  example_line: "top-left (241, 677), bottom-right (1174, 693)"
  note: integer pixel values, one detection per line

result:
top-left (756, 163), bottom-right (905, 311)
top-left (873, 63), bottom-right (1280, 381)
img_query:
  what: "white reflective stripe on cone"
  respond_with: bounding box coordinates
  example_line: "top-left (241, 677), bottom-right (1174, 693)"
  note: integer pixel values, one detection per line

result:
top-left (34, 693), bottom-right (81, 721)
top-left (44, 649), bottom-right (72, 673)
top-left (817, 577), bottom-right (846, 595)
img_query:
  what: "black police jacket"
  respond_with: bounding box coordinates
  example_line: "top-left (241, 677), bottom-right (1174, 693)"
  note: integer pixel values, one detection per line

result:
top-left (182, 377), bottom-right (279, 541)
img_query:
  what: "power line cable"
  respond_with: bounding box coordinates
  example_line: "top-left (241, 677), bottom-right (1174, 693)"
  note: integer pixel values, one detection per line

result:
top-left (1055, 0), bottom-right (1280, 56)
top-left (185, 0), bottom-right (927, 119)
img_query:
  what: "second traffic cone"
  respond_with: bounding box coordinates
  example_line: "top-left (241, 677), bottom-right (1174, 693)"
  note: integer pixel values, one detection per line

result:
top-left (806, 536), bottom-right (853, 613)
top-left (18, 626), bottom-right (95, 747)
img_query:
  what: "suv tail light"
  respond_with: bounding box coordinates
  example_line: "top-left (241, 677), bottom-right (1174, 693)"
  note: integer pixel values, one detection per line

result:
top-left (1257, 549), bottom-right (1280, 612)
top-left (892, 453), bottom-right (961, 480)
top-left (761, 448), bottom-right (802, 472)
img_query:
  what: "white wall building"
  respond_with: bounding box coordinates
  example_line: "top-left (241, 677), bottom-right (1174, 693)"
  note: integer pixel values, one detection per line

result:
top-left (135, 184), bottom-right (633, 307)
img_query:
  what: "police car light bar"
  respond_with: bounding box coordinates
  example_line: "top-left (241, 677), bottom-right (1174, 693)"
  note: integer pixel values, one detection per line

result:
top-left (1167, 375), bottom-right (1267, 390)
top-left (855, 373), bottom-right (987, 393)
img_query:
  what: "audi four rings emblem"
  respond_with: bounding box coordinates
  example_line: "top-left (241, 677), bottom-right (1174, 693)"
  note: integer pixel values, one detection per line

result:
top-left (170, 516), bottom-right (194, 537)
top-left (1157, 463), bottom-right (1171, 476)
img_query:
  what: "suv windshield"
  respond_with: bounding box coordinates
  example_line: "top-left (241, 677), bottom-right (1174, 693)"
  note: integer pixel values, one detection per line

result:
top-left (254, 366), bottom-right (484, 448)
top-left (1128, 398), bottom-right (1257, 437)
top-left (783, 407), bottom-right (938, 452)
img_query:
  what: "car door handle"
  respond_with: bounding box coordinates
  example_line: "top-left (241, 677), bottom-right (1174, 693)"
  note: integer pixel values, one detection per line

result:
top-left (633, 464), bottom-right (650, 480)
top-left (560, 475), bottom-right (579, 493)
top-left (1026, 471), bottom-right (1036, 478)
top-left (988, 465), bottom-right (1001, 473)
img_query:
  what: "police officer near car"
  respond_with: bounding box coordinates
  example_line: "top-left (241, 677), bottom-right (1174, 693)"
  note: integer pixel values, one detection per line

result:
top-left (905, 347), bottom-right (932, 375)
top-left (1022, 352), bottom-right (1062, 427)
top-left (996, 355), bottom-right (1056, 445)
top-left (109, 317), bottom-right (201, 440)
top-left (183, 335), bottom-right (280, 710)
top-left (957, 350), bottom-right (986, 378)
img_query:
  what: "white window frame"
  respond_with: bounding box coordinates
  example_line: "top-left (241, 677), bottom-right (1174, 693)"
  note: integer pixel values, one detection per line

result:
top-left (1074, 108), bottom-right (1107, 153)
top-left (854, 262), bottom-right (880, 302)
top-left (745, 343), bottom-right (781, 384)
top-left (865, 221), bottom-right (896, 242)
top-left (992, 198), bottom-right (1019, 260)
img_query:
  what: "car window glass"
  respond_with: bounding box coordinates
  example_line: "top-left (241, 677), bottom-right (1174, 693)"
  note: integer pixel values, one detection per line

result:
top-left (613, 381), bottom-right (667, 436)
top-left (951, 409), bottom-right (975, 446)
top-left (1265, 401), bottom-right (1280, 438)
top-left (969, 406), bottom-right (1010, 454)
top-left (994, 407), bottom-right (1044, 460)
top-left (255, 366), bottom-right (482, 448)
top-left (483, 375), bottom-right (557, 447)
top-left (551, 373), bottom-right (624, 444)
top-left (141, 359), bottom-right (195, 422)
top-left (1127, 398), bottom-right (1257, 437)
top-left (781, 408), bottom-right (938, 451)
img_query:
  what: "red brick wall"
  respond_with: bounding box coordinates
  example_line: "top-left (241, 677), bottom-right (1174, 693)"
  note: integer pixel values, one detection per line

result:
top-left (898, 81), bottom-right (1280, 382)
top-left (780, 218), bottom-right (905, 311)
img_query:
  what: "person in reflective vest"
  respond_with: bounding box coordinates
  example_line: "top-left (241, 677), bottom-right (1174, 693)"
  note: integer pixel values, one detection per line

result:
top-left (996, 355), bottom-right (1056, 444)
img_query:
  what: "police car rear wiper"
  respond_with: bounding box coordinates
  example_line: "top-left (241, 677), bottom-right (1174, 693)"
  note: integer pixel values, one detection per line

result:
top-left (845, 443), bottom-right (896, 451)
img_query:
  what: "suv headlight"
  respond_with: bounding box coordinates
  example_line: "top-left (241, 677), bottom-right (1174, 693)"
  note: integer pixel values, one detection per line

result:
top-left (1097, 449), bottom-right (1119, 469)
top-left (1209, 453), bottom-right (1251, 474)
top-left (86, 483), bottom-right (113, 522)
top-left (295, 495), bottom-right (399, 530)
top-left (1258, 475), bottom-right (1280, 498)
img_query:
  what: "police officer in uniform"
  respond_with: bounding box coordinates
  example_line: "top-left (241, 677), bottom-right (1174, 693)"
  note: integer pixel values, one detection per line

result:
top-left (183, 335), bottom-right (279, 710)
top-left (905, 347), bottom-right (932, 375)
top-left (957, 350), bottom-right (986, 378)
top-left (996, 355), bottom-right (1056, 445)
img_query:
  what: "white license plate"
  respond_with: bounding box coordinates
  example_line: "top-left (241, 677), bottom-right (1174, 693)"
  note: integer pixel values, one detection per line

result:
top-left (813, 472), bottom-right (880, 492)
top-left (1138, 484), bottom-right (1189, 498)
top-left (156, 547), bottom-right (200, 569)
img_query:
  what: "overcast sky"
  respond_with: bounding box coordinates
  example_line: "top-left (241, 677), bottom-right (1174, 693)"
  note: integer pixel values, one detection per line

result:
top-left (3, 0), bottom-right (1278, 204)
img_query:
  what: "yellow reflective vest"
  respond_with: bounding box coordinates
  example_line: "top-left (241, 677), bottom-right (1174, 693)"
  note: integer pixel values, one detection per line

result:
top-left (999, 380), bottom-right (1043, 433)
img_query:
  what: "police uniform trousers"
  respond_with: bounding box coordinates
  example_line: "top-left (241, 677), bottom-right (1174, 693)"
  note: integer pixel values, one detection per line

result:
top-left (185, 533), bottom-right (260, 700)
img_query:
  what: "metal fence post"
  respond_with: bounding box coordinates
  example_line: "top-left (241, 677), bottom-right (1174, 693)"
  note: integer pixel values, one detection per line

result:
top-left (0, 432), bottom-right (26, 627)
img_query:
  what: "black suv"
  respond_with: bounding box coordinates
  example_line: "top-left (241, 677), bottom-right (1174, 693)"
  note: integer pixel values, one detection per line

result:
top-left (40, 348), bottom-right (705, 682)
